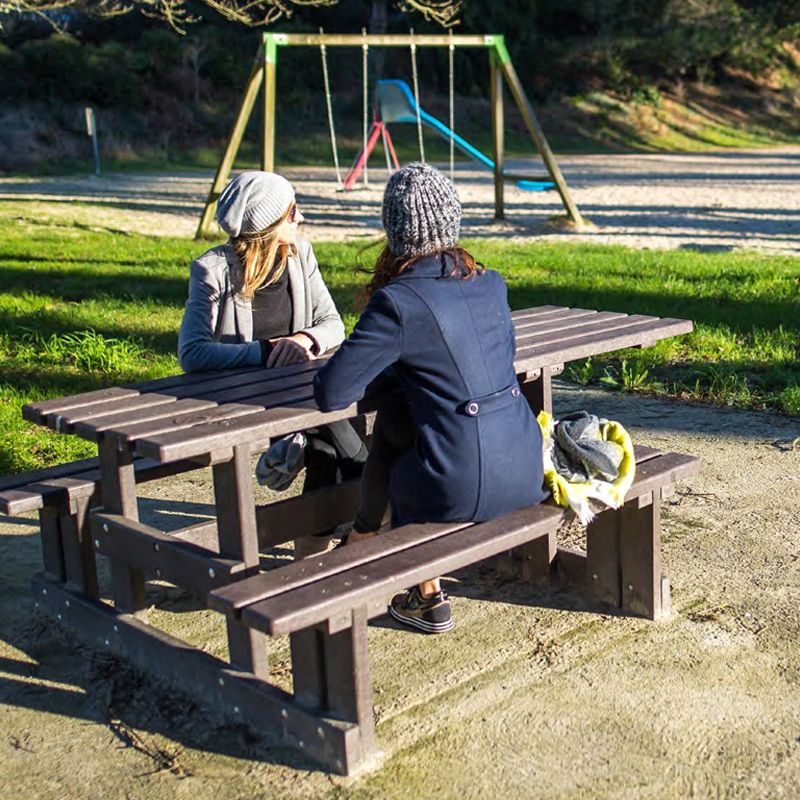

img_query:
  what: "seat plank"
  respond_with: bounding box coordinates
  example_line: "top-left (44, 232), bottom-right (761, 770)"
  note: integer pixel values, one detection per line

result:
top-left (209, 521), bottom-right (469, 616)
top-left (243, 504), bottom-right (565, 636)
top-left (243, 452), bottom-right (700, 636)
top-left (209, 444), bottom-right (664, 616)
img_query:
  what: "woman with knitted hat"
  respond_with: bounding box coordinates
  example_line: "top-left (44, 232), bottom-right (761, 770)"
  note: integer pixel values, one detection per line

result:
top-left (179, 171), bottom-right (366, 548)
top-left (314, 163), bottom-right (548, 633)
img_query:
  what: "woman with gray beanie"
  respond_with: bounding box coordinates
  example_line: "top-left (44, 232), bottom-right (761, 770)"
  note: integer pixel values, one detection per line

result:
top-left (314, 163), bottom-right (547, 633)
top-left (179, 171), bottom-right (366, 545)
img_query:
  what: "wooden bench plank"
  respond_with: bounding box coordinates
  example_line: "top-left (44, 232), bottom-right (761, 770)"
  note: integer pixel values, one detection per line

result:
top-left (0, 457), bottom-right (100, 492)
top-left (211, 444), bottom-right (665, 616)
top-left (227, 450), bottom-right (700, 634)
top-left (242, 505), bottom-right (565, 636)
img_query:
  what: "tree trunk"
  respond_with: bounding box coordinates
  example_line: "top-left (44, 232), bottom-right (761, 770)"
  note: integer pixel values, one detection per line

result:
top-left (369, 0), bottom-right (388, 89)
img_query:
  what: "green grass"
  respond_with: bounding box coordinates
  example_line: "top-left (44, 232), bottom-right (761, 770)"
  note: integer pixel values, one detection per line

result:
top-left (1, 218), bottom-right (798, 475)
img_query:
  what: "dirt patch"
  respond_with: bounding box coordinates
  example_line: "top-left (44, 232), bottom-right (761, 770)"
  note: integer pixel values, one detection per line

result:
top-left (2, 383), bottom-right (799, 798)
top-left (3, 147), bottom-right (800, 252)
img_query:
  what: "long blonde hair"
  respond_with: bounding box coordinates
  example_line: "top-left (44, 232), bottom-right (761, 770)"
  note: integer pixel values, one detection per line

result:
top-left (233, 203), bottom-right (297, 300)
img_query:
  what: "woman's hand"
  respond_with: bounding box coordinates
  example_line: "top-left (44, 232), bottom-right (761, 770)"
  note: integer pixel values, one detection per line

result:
top-left (266, 333), bottom-right (316, 367)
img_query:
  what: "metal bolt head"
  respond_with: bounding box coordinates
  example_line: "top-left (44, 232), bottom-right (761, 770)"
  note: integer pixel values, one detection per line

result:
top-left (94, 539), bottom-right (101, 550)
top-left (103, 523), bottom-right (109, 533)
top-left (113, 625), bottom-right (119, 633)
top-left (104, 639), bottom-right (110, 646)
top-left (592, 573), bottom-right (598, 580)
top-left (298, 740), bottom-right (305, 749)
top-left (65, 600), bottom-right (70, 608)
top-left (153, 542), bottom-right (159, 552)
top-left (154, 568), bottom-right (162, 578)
top-left (208, 568), bottom-right (216, 579)
top-left (234, 706), bottom-right (240, 714)
top-left (317, 726), bottom-right (325, 739)
top-left (627, 584), bottom-right (634, 592)
top-left (57, 613), bottom-right (62, 620)
top-left (281, 709), bottom-right (288, 720)
top-left (335, 759), bottom-right (343, 771)
top-left (42, 588), bottom-right (47, 596)
top-left (218, 677), bottom-right (225, 686)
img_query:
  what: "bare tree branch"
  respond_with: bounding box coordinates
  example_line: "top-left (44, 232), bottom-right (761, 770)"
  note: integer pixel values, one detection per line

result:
top-left (397, 0), bottom-right (461, 28)
top-left (0, 0), bottom-right (461, 34)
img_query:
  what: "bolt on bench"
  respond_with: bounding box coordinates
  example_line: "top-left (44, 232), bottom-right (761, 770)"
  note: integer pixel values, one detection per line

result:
top-left (12, 305), bottom-right (697, 775)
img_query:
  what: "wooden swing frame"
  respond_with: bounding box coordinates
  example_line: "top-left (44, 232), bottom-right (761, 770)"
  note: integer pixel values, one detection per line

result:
top-left (195, 32), bottom-right (585, 239)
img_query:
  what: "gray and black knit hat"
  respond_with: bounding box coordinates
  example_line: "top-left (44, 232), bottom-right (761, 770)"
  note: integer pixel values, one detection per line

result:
top-left (382, 163), bottom-right (461, 258)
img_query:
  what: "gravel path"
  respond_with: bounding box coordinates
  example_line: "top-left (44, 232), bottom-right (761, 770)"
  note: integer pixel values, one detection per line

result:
top-left (3, 148), bottom-right (800, 252)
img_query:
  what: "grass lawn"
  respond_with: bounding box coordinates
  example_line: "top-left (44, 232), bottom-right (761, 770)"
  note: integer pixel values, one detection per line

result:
top-left (1, 216), bottom-right (798, 475)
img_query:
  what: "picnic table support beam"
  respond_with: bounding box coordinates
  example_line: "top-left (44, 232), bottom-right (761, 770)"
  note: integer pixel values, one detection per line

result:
top-left (519, 368), bottom-right (552, 416)
top-left (213, 445), bottom-right (269, 678)
top-left (38, 507), bottom-right (65, 582)
top-left (100, 439), bottom-right (147, 618)
top-left (322, 607), bottom-right (375, 772)
top-left (620, 494), bottom-right (666, 620)
top-left (60, 493), bottom-right (99, 599)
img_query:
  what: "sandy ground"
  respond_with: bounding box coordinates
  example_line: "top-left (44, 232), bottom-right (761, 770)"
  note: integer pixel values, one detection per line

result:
top-left (2, 151), bottom-right (800, 796)
top-left (2, 383), bottom-right (800, 799)
top-left (3, 148), bottom-right (800, 252)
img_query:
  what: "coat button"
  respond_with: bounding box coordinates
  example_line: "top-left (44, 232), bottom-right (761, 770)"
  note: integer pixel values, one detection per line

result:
top-left (511, 387), bottom-right (520, 398)
top-left (467, 402), bottom-right (479, 416)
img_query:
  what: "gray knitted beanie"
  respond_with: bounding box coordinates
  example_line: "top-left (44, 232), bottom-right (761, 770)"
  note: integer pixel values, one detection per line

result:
top-left (382, 163), bottom-right (461, 258)
top-left (216, 171), bottom-right (295, 238)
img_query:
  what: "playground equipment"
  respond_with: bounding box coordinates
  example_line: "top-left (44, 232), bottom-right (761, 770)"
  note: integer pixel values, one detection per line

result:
top-left (196, 32), bottom-right (585, 239)
top-left (342, 79), bottom-right (556, 192)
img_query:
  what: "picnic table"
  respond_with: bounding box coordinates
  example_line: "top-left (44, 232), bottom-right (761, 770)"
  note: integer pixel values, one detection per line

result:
top-left (9, 304), bottom-right (696, 775)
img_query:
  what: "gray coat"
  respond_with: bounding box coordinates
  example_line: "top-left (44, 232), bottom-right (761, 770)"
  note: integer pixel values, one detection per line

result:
top-left (178, 238), bottom-right (345, 372)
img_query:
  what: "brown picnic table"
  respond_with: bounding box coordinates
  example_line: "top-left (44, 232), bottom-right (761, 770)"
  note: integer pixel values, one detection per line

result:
top-left (12, 304), bottom-right (696, 774)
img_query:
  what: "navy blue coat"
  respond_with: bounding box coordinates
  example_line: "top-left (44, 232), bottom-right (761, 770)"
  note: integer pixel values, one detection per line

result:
top-left (313, 255), bottom-right (548, 527)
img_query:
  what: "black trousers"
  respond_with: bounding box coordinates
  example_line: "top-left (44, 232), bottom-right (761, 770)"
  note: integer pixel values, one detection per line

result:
top-left (352, 395), bottom-right (416, 533)
top-left (302, 419), bottom-right (368, 494)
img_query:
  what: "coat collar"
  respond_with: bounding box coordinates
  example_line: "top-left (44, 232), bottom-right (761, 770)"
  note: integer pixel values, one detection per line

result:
top-left (395, 253), bottom-right (454, 280)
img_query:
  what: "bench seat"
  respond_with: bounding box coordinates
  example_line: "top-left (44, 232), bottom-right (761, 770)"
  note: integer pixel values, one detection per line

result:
top-left (210, 447), bottom-right (699, 635)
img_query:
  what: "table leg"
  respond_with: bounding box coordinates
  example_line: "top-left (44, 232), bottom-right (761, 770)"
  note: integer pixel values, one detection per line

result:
top-left (519, 368), bottom-right (552, 416)
top-left (213, 444), bottom-right (268, 677)
top-left (619, 496), bottom-right (665, 620)
top-left (290, 608), bottom-right (375, 772)
top-left (99, 439), bottom-right (147, 617)
top-left (60, 493), bottom-right (99, 599)
top-left (38, 506), bottom-right (65, 582)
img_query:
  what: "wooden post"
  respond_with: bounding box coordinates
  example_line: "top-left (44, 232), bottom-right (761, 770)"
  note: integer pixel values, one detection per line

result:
top-left (493, 37), bottom-right (585, 228)
top-left (195, 48), bottom-right (265, 239)
top-left (262, 33), bottom-right (278, 173)
top-left (490, 49), bottom-right (504, 220)
top-left (60, 493), bottom-right (99, 599)
top-left (99, 438), bottom-right (147, 618)
top-left (213, 445), bottom-right (269, 677)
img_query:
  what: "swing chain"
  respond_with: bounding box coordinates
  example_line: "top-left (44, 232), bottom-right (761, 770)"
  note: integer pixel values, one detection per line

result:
top-left (362, 27), bottom-right (369, 187)
top-left (448, 27), bottom-right (455, 181)
top-left (319, 28), bottom-right (343, 187)
top-left (410, 28), bottom-right (426, 164)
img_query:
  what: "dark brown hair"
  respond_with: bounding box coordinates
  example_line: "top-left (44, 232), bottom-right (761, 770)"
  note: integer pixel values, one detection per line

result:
top-left (359, 240), bottom-right (484, 301)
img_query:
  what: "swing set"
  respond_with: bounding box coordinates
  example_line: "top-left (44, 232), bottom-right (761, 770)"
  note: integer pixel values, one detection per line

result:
top-left (196, 32), bottom-right (585, 239)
